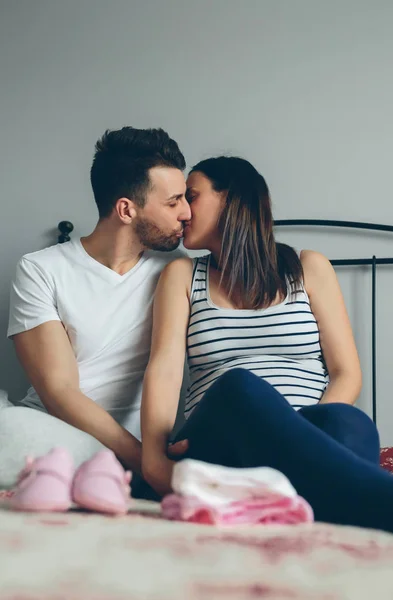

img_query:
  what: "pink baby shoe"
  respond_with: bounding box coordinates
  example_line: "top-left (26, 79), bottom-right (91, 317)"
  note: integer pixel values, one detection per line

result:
top-left (10, 447), bottom-right (74, 512)
top-left (72, 450), bottom-right (131, 516)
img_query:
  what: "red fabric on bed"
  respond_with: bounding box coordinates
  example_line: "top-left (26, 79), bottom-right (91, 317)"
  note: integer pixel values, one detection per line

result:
top-left (380, 447), bottom-right (393, 473)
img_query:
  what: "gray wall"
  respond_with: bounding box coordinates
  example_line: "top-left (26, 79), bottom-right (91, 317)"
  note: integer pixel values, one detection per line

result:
top-left (1, 0), bottom-right (393, 442)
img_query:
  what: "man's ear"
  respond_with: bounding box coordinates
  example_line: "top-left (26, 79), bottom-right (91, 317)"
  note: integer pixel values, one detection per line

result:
top-left (116, 197), bottom-right (137, 223)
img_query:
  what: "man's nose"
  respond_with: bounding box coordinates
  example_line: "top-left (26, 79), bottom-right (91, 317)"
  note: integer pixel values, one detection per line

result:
top-left (179, 198), bottom-right (192, 222)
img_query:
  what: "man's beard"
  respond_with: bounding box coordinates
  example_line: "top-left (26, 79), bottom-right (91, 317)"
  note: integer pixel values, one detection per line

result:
top-left (134, 216), bottom-right (182, 252)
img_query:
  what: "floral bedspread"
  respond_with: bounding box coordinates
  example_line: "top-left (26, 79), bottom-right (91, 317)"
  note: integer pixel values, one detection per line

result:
top-left (0, 448), bottom-right (392, 600)
top-left (0, 496), bottom-right (393, 600)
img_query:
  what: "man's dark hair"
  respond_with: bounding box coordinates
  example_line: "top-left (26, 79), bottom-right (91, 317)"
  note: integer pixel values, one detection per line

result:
top-left (90, 127), bottom-right (186, 218)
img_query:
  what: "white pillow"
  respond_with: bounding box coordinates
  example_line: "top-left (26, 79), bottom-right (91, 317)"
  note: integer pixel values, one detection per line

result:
top-left (0, 390), bottom-right (13, 410)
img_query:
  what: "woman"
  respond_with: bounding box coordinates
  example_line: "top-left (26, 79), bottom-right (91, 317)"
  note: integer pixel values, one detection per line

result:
top-left (141, 156), bottom-right (393, 532)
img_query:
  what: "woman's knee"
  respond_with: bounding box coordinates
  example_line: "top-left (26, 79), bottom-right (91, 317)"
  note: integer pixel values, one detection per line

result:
top-left (205, 369), bottom-right (251, 406)
top-left (207, 368), bottom-right (284, 416)
top-left (215, 368), bottom-right (258, 387)
top-left (302, 402), bottom-right (373, 428)
top-left (312, 403), bottom-right (376, 433)
top-left (301, 402), bottom-right (380, 461)
top-left (338, 404), bottom-right (379, 447)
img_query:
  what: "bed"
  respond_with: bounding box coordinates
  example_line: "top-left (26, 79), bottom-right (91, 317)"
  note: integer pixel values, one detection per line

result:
top-left (1, 219), bottom-right (393, 600)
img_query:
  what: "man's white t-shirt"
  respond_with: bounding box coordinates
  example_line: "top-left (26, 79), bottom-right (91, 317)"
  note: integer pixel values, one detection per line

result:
top-left (7, 238), bottom-right (180, 440)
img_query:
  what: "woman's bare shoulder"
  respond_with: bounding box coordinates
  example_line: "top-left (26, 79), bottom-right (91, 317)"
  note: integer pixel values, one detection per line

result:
top-left (159, 256), bottom-right (195, 298)
top-left (300, 250), bottom-right (336, 295)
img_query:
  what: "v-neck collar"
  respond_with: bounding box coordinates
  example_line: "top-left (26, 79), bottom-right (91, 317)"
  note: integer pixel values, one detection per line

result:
top-left (74, 238), bottom-right (146, 283)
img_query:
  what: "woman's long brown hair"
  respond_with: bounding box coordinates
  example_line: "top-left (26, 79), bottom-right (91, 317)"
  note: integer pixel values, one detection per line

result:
top-left (190, 156), bottom-right (303, 310)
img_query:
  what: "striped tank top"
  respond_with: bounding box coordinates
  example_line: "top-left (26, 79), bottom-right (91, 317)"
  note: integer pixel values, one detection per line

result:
top-left (185, 254), bottom-right (329, 418)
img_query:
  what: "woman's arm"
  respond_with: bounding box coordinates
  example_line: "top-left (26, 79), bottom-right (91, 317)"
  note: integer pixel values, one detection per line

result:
top-left (141, 257), bottom-right (193, 496)
top-left (301, 250), bottom-right (362, 405)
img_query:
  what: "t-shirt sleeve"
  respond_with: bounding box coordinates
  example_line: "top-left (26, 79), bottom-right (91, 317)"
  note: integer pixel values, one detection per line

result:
top-left (7, 257), bottom-right (61, 338)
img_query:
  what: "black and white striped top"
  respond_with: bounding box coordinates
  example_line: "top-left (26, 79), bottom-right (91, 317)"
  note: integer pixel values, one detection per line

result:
top-left (185, 254), bottom-right (329, 418)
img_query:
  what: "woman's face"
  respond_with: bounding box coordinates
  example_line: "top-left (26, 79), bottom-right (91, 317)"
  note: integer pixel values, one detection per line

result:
top-left (183, 171), bottom-right (225, 251)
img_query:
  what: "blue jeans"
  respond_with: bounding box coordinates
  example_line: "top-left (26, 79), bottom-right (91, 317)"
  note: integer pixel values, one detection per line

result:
top-left (135, 368), bottom-right (393, 532)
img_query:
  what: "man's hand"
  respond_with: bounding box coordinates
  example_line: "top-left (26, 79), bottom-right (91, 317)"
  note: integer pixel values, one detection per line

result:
top-left (167, 438), bottom-right (189, 460)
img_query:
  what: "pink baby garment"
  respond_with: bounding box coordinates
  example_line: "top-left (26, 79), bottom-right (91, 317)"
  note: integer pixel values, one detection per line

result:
top-left (161, 459), bottom-right (313, 526)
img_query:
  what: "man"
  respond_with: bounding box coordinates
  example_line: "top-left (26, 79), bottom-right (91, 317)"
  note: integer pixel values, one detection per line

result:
top-left (0, 126), bottom-right (191, 488)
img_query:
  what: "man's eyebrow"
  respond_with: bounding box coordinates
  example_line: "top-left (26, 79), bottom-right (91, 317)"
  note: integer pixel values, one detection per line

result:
top-left (166, 193), bottom-right (184, 202)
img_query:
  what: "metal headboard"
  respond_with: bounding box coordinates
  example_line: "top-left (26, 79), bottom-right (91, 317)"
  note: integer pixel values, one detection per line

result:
top-left (274, 219), bottom-right (393, 425)
top-left (58, 221), bottom-right (74, 243)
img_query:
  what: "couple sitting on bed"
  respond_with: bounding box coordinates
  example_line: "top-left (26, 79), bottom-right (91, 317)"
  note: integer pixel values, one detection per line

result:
top-left (2, 126), bottom-right (393, 531)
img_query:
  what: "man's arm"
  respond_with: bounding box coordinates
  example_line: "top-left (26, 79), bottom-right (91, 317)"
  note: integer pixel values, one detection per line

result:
top-left (13, 321), bottom-right (142, 472)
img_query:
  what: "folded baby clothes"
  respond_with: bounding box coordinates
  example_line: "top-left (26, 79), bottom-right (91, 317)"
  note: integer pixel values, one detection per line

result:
top-left (161, 493), bottom-right (313, 525)
top-left (161, 459), bottom-right (313, 526)
top-left (171, 459), bottom-right (298, 506)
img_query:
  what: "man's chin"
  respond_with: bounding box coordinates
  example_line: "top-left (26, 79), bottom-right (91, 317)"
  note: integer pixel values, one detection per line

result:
top-left (145, 237), bottom-right (181, 252)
